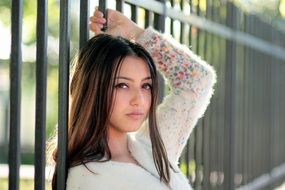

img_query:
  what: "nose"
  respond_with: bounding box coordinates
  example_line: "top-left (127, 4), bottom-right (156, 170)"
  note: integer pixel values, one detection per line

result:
top-left (130, 89), bottom-right (145, 107)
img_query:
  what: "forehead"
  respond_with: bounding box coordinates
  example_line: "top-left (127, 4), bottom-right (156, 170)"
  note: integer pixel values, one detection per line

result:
top-left (117, 56), bottom-right (151, 77)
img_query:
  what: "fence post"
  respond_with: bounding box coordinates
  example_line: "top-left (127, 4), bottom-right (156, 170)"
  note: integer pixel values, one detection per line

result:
top-left (116, 0), bottom-right (124, 12)
top-left (79, 0), bottom-right (90, 49)
top-left (224, 2), bottom-right (238, 189)
top-left (57, 0), bottom-right (71, 189)
top-left (153, 0), bottom-right (166, 32)
top-left (9, 0), bottom-right (23, 189)
top-left (34, 0), bottom-right (48, 189)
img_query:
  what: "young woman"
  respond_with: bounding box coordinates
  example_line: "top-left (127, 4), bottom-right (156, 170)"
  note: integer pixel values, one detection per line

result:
top-left (52, 9), bottom-right (216, 190)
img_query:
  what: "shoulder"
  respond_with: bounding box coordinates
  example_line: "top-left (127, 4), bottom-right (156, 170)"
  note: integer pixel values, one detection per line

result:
top-left (66, 162), bottom-right (116, 189)
top-left (67, 161), bottom-right (127, 179)
top-left (66, 163), bottom-right (99, 189)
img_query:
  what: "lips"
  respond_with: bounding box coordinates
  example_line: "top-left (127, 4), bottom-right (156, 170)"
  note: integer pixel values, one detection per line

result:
top-left (126, 112), bottom-right (144, 120)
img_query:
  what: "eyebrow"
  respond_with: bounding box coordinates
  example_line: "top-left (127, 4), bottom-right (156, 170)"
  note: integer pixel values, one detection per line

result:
top-left (115, 76), bottom-right (152, 82)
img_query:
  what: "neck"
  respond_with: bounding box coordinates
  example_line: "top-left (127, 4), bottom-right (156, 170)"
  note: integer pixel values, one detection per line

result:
top-left (107, 127), bottom-right (129, 160)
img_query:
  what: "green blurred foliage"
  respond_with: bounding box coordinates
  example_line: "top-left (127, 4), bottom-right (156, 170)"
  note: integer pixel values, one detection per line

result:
top-left (0, 1), bottom-right (10, 26)
top-left (0, 0), bottom-right (60, 44)
top-left (234, 0), bottom-right (285, 20)
top-left (47, 0), bottom-right (60, 38)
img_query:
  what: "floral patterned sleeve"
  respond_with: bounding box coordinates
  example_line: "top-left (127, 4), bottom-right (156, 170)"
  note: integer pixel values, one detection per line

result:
top-left (135, 27), bottom-right (217, 164)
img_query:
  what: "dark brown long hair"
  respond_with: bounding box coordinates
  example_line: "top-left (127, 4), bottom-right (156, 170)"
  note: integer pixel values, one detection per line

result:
top-left (52, 34), bottom-right (170, 189)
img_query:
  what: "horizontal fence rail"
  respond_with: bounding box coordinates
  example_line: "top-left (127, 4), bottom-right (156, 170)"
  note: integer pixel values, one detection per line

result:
top-left (237, 163), bottom-right (285, 190)
top-left (125, 0), bottom-right (285, 61)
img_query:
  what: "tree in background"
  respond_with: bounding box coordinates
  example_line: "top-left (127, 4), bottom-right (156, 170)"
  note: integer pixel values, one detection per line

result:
top-left (235, 0), bottom-right (285, 30)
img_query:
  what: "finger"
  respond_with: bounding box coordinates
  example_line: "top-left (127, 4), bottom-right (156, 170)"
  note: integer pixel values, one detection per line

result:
top-left (89, 23), bottom-right (96, 32)
top-left (89, 20), bottom-right (103, 33)
top-left (89, 23), bottom-right (103, 35)
top-left (89, 16), bottom-right (106, 25)
top-left (89, 21), bottom-right (103, 30)
top-left (93, 9), bottom-right (104, 17)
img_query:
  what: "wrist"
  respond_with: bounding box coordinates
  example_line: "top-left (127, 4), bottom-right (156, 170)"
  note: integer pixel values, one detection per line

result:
top-left (128, 26), bottom-right (144, 42)
top-left (134, 27), bottom-right (144, 40)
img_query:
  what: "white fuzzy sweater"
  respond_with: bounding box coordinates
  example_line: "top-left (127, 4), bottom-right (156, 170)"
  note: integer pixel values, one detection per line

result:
top-left (66, 28), bottom-right (216, 190)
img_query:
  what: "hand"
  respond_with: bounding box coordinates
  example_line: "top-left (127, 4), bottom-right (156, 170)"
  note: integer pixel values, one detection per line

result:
top-left (89, 8), bottom-right (144, 41)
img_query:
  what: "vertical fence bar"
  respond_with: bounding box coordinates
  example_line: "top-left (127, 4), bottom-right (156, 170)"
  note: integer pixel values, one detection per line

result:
top-left (130, 4), bottom-right (138, 23)
top-left (243, 17), bottom-right (249, 184)
top-left (144, 10), bottom-right (152, 28)
top-left (99, 0), bottom-right (107, 14)
top-left (170, 0), bottom-right (174, 35)
top-left (224, 2), bottom-right (237, 189)
top-left (270, 27), bottom-right (277, 188)
top-left (271, 29), bottom-right (279, 173)
top-left (116, 0), bottom-right (124, 12)
top-left (240, 13), bottom-right (247, 186)
top-left (251, 16), bottom-right (257, 183)
top-left (245, 14), bottom-right (251, 184)
top-left (202, 0), bottom-right (212, 188)
top-left (57, 0), bottom-right (71, 189)
top-left (79, 0), bottom-right (89, 49)
top-left (154, 0), bottom-right (165, 32)
top-left (179, 0), bottom-right (185, 43)
top-left (35, 0), bottom-right (48, 189)
top-left (188, 0), bottom-right (193, 45)
top-left (9, 0), bottom-right (23, 189)
top-left (99, 0), bottom-right (108, 32)
top-left (254, 18), bottom-right (259, 182)
top-left (248, 15), bottom-right (253, 183)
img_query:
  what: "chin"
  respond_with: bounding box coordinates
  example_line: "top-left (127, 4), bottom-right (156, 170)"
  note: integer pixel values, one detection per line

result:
top-left (125, 124), bottom-right (142, 133)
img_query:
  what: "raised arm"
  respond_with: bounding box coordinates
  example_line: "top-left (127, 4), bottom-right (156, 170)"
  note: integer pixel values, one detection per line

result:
top-left (136, 28), bottom-right (216, 164)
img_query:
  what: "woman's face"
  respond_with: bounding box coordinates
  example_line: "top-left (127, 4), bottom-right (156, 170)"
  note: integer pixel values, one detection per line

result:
top-left (108, 55), bottom-right (152, 134)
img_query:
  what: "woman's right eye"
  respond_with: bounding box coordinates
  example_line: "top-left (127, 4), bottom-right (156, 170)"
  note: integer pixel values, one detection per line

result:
top-left (114, 83), bottom-right (128, 89)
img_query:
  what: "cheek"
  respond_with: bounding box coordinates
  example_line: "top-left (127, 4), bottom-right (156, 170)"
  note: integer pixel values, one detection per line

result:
top-left (145, 92), bottom-right (152, 110)
top-left (109, 95), bottom-right (125, 123)
top-left (111, 92), bottom-right (128, 111)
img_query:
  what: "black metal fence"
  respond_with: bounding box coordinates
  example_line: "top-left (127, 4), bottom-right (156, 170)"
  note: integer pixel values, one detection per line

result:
top-left (5, 0), bottom-right (285, 189)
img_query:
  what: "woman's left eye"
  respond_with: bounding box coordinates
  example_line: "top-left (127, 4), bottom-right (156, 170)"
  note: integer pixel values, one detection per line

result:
top-left (142, 83), bottom-right (152, 90)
